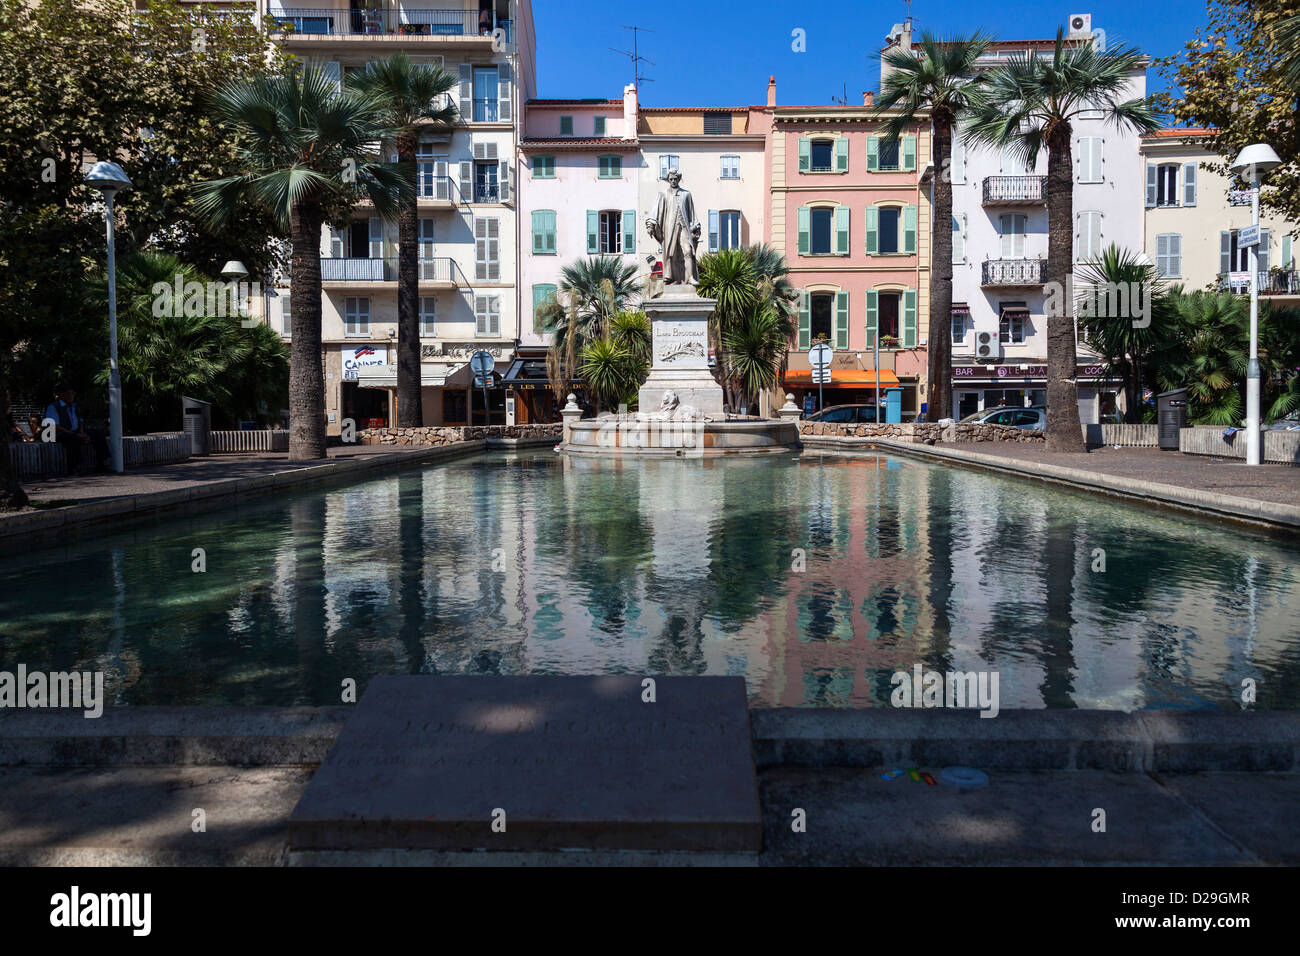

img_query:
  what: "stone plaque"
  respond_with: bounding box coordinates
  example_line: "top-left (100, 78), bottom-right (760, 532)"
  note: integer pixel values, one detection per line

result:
top-left (653, 320), bottom-right (709, 368)
top-left (288, 675), bottom-right (761, 852)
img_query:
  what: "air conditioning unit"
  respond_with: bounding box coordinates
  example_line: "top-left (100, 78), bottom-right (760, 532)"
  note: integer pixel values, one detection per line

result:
top-left (1067, 13), bottom-right (1092, 37)
top-left (975, 328), bottom-right (1001, 362)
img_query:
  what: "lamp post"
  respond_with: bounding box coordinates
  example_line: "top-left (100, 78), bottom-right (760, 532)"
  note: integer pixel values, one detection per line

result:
top-left (84, 161), bottom-right (133, 474)
top-left (1229, 143), bottom-right (1281, 466)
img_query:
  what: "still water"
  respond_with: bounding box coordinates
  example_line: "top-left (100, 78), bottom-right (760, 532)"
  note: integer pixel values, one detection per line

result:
top-left (1, 450), bottom-right (1296, 709)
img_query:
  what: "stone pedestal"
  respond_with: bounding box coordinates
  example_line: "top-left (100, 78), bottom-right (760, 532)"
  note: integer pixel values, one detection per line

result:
top-left (639, 288), bottom-right (725, 417)
top-left (560, 393), bottom-right (583, 445)
top-left (777, 394), bottom-right (803, 425)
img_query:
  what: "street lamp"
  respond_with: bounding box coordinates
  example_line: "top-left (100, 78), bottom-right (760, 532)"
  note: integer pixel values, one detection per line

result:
top-left (1229, 143), bottom-right (1281, 466)
top-left (84, 161), bottom-right (133, 474)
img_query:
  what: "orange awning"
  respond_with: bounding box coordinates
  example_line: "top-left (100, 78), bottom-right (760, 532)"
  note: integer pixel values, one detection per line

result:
top-left (784, 369), bottom-right (901, 388)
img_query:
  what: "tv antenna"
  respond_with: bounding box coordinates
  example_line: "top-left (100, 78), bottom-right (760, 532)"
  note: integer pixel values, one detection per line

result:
top-left (610, 25), bottom-right (654, 88)
top-left (831, 83), bottom-right (849, 106)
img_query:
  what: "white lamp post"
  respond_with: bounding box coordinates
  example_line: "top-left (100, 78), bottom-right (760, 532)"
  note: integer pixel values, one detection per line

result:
top-left (84, 161), bottom-right (133, 474)
top-left (1229, 143), bottom-right (1281, 466)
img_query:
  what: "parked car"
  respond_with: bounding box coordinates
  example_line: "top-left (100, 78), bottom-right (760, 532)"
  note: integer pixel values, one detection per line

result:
top-left (959, 406), bottom-right (1046, 430)
top-left (805, 404), bottom-right (881, 424)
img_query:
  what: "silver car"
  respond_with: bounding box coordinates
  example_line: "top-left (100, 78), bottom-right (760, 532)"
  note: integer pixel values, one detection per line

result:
top-left (959, 406), bottom-right (1046, 430)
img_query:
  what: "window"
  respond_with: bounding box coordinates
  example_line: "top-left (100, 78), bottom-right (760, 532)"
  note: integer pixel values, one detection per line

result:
top-left (658, 154), bottom-right (679, 178)
top-left (598, 210), bottom-right (623, 254)
top-left (475, 295), bottom-right (500, 336)
top-left (1076, 210), bottom-right (1102, 262)
top-left (344, 296), bottom-right (370, 336)
top-left (810, 139), bottom-right (834, 172)
top-left (810, 207), bottom-right (833, 255)
top-left (472, 66), bottom-right (499, 122)
top-left (419, 296), bottom-right (436, 337)
top-left (532, 284), bottom-right (557, 333)
top-left (559, 115), bottom-right (573, 136)
top-left (593, 115), bottom-right (606, 136)
top-left (532, 155), bottom-right (555, 178)
top-left (474, 160), bottom-right (499, 202)
top-left (868, 135), bottom-right (913, 171)
top-left (1078, 100), bottom-right (1104, 121)
top-left (999, 307), bottom-right (1027, 344)
top-left (951, 310), bottom-right (968, 346)
top-left (877, 139), bottom-right (900, 170)
top-left (279, 293), bottom-right (291, 336)
top-left (877, 292), bottom-right (901, 341)
top-left (597, 154), bottom-right (621, 178)
top-left (720, 155), bottom-right (740, 179)
top-left (1000, 143), bottom-right (1028, 176)
top-left (475, 217), bottom-right (499, 280)
top-left (717, 210), bottom-right (741, 250)
top-left (1155, 164), bottom-right (1178, 206)
top-left (1222, 229), bottom-right (1270, 274)
top-left (1078, 137), bottom-right (1103, 183)
top-left (703, 113), bottom-right (733, 135)
top-left (1155, 233), bottom-right (1182, 277)
top-left (531, 210), bottom-right (556, 255)
top-left (809, 293), bottom-right (834, 341)
top-left (999, 214), bottom-right (1027, 258)
top-left (953, 214), bottom-right (966, 264)
top-left (416, 142), bottom-right (446, 199)
top-left (879, 207), bottom-right (900, 254)
top-left (418, 217), bottom-right (436, 278)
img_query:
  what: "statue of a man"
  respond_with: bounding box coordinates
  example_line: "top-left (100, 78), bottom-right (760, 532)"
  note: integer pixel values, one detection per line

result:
top-left (645, 168), bottom-right (701, 286)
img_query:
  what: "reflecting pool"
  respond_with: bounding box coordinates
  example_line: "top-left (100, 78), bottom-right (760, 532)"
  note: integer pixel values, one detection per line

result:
top-left (1, 450), bottom-right (1296, 709)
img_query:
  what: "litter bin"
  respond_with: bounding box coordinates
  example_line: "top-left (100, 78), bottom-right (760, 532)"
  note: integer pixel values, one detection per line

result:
top-left (182, 396), bottom-right (212, 456)
top-left (1156, 387), bottom-right (1188, 451)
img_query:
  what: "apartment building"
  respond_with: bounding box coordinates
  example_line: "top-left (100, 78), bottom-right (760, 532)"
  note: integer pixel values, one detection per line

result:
top-left (917, 18), bottom-right (1139, 423)
top-left (260, 0), bottom-right (536, 430)
top-left (1140, 128), bottom-right (1299, 302)
top-left (768, 80), bottom-right (930, 416)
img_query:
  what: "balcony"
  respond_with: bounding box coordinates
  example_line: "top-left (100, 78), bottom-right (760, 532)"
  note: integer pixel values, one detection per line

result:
top-left (982, 258), bottom-right (1047, 287)
top-left (1220, 270), bottom-right (1300, 297)
top-left (320, 256), bottom-right (469, 288)
top-left (982, 176), bottom-right (1046, 204)
top-left (269, 8), bottom-right (512, 42)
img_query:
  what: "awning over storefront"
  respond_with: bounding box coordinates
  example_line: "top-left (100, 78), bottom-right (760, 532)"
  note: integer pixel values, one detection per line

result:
top-left (355, 362), bottom-right (470, 389)
top-left (784, 369), bottom-right (901, 388)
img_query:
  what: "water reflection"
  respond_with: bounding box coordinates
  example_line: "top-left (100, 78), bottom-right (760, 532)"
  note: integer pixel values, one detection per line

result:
top-left (0, 450), bottom-right (1297, 709)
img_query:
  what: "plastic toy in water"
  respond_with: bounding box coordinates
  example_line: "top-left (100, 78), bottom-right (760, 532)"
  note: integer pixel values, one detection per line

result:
top-left (938, 766), bottom-right (989, 791)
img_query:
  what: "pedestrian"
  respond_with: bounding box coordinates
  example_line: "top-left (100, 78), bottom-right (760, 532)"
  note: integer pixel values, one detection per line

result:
top-left (44, 384), bottom-right (110, 474)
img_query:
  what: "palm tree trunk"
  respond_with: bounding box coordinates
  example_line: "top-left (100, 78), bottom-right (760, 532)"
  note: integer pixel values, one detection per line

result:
top-left (1045, 127), bottom-right (1086, 452)
top-left (289, 202), bottom-right (327, 460)
top-left (0, 377), bottom-right (29, 511)
top-left (1128, 355), bottom-right (1142, 424)
top-left (396, 137), bottom-right (422, 427)
top-left (928, 118), bottom-right (955, 421)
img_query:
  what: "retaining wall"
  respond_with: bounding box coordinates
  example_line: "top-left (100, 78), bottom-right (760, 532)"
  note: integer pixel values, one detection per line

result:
top-left (361, 424), bottom-right (563, 446)
top-left (799, 421), bottom-right (1044, 444)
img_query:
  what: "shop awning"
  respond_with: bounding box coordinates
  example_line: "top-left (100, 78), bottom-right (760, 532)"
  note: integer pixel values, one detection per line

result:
top-left (784, 369), bottom-right (901, 388)
top-left (355, 362), bottom-right (470, 390)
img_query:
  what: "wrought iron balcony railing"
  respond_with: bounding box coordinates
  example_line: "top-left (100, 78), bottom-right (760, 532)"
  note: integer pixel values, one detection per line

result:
top-left (269, 8), bottom-right (512, 40)
top-left (321, 256), bottom-right (469, 284)
top-left (982, 175), bottom-right (1047, 204)
top-left (981, 258), bottom-right (1048, 287)
top-left (1219, 270), bottom-right (1300, 296)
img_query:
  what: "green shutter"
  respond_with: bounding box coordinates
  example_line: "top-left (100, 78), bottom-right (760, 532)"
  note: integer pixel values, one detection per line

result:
top-left (586, 210), bottom-right (598, 253)
top-left (903, 205), bottom-right (917, 254)
top-left (623, 209), bottom-right (635, 254)
top-left (865, 206), bottom-right (879, 255)
top-left (797, 291), bottom-right (810, 349)
top-left (834, 291), bottom-right (849, 349)
top-left (797, 206), bottom-right (810, 255)
top-left (902, 135), bottom-right (917, 171)
top-left (532, 283), bottom-right (557, 331)
top-left (798, 137), bottom-right (810, 172)
top-left (835, 136), bottom-right (849, 172)
top-left (902, 289), bottom-right (917, 348)
top-left (545, 211), bottom-right (556, 253)
top-left (866, 136), bottom-right (879, 172)
top-left (835, 206), bottom-right (849, 255)
top-left (531, 211), bottom-right (544, 254)
top-left (865, 291), bottom-right (878, 349)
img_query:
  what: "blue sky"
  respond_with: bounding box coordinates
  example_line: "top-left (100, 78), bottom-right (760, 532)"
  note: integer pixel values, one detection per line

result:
top-left (532, 0), bottom-right (1208, 109)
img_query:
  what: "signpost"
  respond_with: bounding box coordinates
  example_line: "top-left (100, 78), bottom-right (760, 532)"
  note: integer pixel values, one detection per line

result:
top-left (807, 342), bottom-right (833, 413)
top-left (470, 350), bottom-right (494, 426)
top-left (1237, 224), bottom-right (1260, 248)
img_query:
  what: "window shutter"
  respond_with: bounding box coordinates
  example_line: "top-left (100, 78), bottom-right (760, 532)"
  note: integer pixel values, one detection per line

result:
top-left (903, 205), bottom-right (917, 254)
top-left (902, 290), bottom-right (918, 348)
top-left (797, 206), bottom-right (810, 255)
top-left (1182, 163), bottom-right (1197, 206)
top-left (865, 290), bottom-right (878, 349)
top-left (545, 211), bottom-right (556, 253)
top-left (1259, 229), bottom-right (1270, 272)
top-left (459, 160), bottom-right (472, 199)
top-left (1085, 138), bottom-right (1102, 182)
top-left (328, 226), bottom-right (343, 258)
top-left (498, 160), bottom-right (510, 202)
top-left (419, 217), bottom-right (435, 258)
top-left (497, 62), bottom-right (512, 122)
top-left (798, 137), bottom-right (810, 172)
top-left (458, 63), bottom-right (472, 120)
top-left (1003, 215), bottom-right (1015, 259)
top-left (369, 217), bottom-right (383, 258)
top-left (659, 155), bottom-right (668, 178)
top-left (708, 209), bottom-right (719, 252)
top-left (1283, 235), bottom-right (1293, 270)
top-left (797, 291), bottom-right (810, 349)
top-left (834, 291), bottom-right (849, 349)
top-left (866, 136), bottom-right (879, 172)
top-left (952, 214), bottom-right (965, 264)
top-left (902, 135), bottom-right (917, 171)
top-left (1145, 163), bottom-right (1157, 208)
top-left (623, 209), bottom-right (635, 254)
top-left (531, 211), bottom-right (544, 254)
top-left (1220, 231), bottom-right (1231, 275)
top-left (586, 210), bottom-right (598, 254)
top-left (835, 136), bottom-right (849, 172)
top-left (835, 206), bottom-right (849, 255)
top-left (865, 206), bottom-right (879, 254)
top-left (1170, 234), bottom-right (1181, 276)
top-left (950, 131), bottom-right (965, 183)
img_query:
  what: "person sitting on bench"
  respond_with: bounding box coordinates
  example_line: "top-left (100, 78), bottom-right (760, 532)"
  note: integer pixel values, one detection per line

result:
top-left (44, 384), bottom-right (110, 474)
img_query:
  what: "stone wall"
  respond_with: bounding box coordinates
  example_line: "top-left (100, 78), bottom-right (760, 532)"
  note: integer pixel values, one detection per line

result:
top-left (798, 421), bottom-right (1045, 444)
top-left (360, 424), bottom-right (563, 446)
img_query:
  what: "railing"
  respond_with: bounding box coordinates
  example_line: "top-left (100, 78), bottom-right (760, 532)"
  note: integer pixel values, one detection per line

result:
top-left (211, 430), bottom-right (289, 453)
top-left (418, 257), bottom-right (470, 284)
top-left (9, 434), bottom-right (189, 480)
top-left (473, 182), bottom-right (500, 202)
top-left (268, 8), bottom-right (508, 38)
top-left (1220, 270), bottom-right (1300, 295)
top-left (417, 170), bottom-right (461, 201)
top-left (982, 258), bottom-right (1048, 286)
top-left (982, 175), bottom-right (1046, 203)
top-left (472, 98), bottom-right (500, 123)
top-left (321, 257), bottom-right (394, 281)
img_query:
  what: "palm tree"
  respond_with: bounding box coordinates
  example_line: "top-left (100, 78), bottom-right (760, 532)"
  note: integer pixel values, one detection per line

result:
top-left (195, 64), bottom-right (407, 460)
top-left (1155, 291), bottom-right (1246, 425)
top-left (722, 303), bottom-right (794, 411)
top-left (875, 32), bottom-right (992, 422)
top-left (353, 53), bottom-right (458, 428)
top-left (749, 242), bottom-right (799, 320)
top-left (967, 29), bottom-right (1158, 450)
top-left (545, 256), bottom-right (640, 399)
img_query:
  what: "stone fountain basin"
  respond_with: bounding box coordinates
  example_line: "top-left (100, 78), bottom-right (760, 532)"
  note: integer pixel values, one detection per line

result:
top-left (561, 418), bottom-right (801, 457)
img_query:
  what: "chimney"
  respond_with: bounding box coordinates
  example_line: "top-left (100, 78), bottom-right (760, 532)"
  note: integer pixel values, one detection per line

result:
top-left (863, 91), bottom-right (874, 107)
top-left (767, 76), bottom-right (776, 108)
top-left (623, 84), bottom-right (638, 138)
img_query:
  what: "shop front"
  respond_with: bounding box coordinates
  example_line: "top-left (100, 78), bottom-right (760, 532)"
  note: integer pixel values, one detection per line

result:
top-left (784, 350), bottom-right (903, 416)
top-left (501, 347), bottom-right (579, 424)
top-left (951, 362), bottom-right (1124, 423)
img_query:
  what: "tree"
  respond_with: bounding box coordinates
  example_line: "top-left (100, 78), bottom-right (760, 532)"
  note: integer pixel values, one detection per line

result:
top-left (968, 29), bottom-right (1158, 451)
top-left (196, 65), bottom-right (408, 460)
top-left (578, 312), bottom-right (650, 414)
top-left (1160, 0), bottom-right (1300, 224)
top-left (544, 257), bottom-right (641, 400)
top-left (353, 53), bottom-right (458, 428)
top-left (875, 32), bottom-right (992, 421)
top-left (722, 304), bottom-right (794, 411)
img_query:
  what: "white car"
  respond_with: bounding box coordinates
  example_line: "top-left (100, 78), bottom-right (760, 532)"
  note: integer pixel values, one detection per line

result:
top-left (959, 406), bottom-right (1046, 430)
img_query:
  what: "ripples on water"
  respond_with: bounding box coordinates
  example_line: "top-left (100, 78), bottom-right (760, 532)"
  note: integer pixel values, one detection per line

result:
top-left (0, 450), bottom-right (1296, 709)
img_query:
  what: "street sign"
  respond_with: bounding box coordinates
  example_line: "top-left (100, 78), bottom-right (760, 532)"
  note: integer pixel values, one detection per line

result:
top-left (807, 343), bottom-right (833, 413)
top-left (1238, 224), bottom-right (1260, 248)
top-left (470, 351), bottom-right (495, 425)
top-left (807, 343), bottom-right (833, 369)
top-left (470, 350), bottom-right (495, 375)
